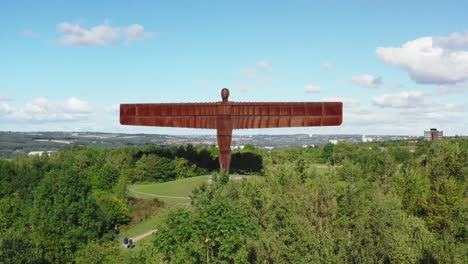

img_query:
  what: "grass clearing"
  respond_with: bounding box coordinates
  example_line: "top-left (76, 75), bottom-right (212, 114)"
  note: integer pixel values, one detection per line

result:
top-left (130, 175), bottom-right (209, 198)
top-left (120, 176), bottom-right (209, 242)
top-left (119, 208), bottom-right (168, 239)
top-left (120, 174), bottom-right (261, 245)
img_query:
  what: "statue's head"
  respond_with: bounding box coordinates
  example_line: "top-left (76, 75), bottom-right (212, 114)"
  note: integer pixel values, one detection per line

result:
top-left (221, 88), bottom-right (230, 102)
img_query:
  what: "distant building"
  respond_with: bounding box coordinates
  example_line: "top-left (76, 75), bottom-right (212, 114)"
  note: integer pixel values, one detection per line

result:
top-left (362, 134), bottom-right (374, 143)
top-left (28, 151), bottom-right (44, 156)
top-left (424, 128), bottom-right (443, 141)
top-left (230, 145), bottom-right (245, 150)
top-left (329, 139), bottom-right (338, 145)
top-left (28, 151), bottom-right (56, 157)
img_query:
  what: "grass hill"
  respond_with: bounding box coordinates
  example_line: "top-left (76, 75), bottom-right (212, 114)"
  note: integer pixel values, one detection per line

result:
top-left (129, 176), bottom-right (209, 206)
top-left (120, 174), bottom-right (262, 242)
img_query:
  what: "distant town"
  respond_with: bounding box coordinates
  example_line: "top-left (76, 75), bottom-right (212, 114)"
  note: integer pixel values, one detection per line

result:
top-left (1, 130), bottom-right (465, 159)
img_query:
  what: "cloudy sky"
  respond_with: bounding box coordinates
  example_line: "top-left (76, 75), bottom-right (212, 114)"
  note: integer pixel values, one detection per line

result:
top-left (1, 0), bottom-right (467, 136)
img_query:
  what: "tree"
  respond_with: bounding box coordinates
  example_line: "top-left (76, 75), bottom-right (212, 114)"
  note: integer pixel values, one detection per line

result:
top-left (334, 141), bottom-right (356, 164)
top-left (174, 157), bottom-right (190, 179)
top-left (322, 143), bottom-right (336, 165)
top-left (134, 154), bottom-right (161, 182)
top-left (94, 191), bottom-right (129, 228)
top-left (92, 164), bottom-right (120, 190)
top-left (231, 152), bottom-right (263, 174)
top-left (154, 179), bottom-right (258, 263)
top-left (134, 154), bottom-right (177, 182)
top-left (209, 145), bottom-right (219, 159)
top-left (31, 168), bottom-right (112, 263)
top-left (388, 146), bottom-right (413, 164)
top-left (0, 228), bottom-right (45, 263)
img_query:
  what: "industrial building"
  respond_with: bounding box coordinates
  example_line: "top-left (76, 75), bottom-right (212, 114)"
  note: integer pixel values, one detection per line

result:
top-left (424, 128), bottom-right (443, 141)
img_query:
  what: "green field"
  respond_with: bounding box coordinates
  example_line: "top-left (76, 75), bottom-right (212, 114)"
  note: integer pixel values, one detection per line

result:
top-left (119, 210), bottom-right (167, 239)
top-left (119, 176), bottom-right (210, 241)
top-left (129, 175), bottom-right (209, 205)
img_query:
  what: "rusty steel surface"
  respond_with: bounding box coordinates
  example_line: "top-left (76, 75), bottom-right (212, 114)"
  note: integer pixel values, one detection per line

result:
top-left (120, 88), bottom-right (343, 172)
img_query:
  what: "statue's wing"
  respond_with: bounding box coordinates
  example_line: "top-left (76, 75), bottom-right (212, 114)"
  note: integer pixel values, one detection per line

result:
top-left (231, 102), bottom-right (342, 129)
top-left (120, 103), bottom-right (219, 129)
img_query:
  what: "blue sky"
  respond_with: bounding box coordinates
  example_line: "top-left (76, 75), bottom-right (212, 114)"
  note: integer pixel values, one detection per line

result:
top-left (1, 0), bottom-right (467, 135)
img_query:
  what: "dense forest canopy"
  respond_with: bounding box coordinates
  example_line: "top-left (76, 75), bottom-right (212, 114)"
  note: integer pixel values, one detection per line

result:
top-left (0, 139), bottom-right (466, 263)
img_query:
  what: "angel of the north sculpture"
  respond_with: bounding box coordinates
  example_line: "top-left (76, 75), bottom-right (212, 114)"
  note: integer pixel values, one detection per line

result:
top-left (120, 88), bottom-right (343, 172)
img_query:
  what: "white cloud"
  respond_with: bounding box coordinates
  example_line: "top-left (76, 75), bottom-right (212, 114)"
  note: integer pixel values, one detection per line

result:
top-left (304, 85), bottom-right (321, 93)
top-left (0, 94), bottom-right (12, 101)
top-left (376, 33), bottom-right (468, 84)
top-left (57, 22), bottom-right (120, 46)
top-left (322, 63), bottom-right (333, 70)
top-left (104, 104), bottom-right (119, 114)
top-left (372, 90), bottom-right (426, 108)
top-left (3, 97), bottom-right (93, 122)
top-left (352, 74), bottom-right (382, 88)
top-left (0, 103), bottom-right (11, 114)
top-left (341, 98), bottom-right (467, 136)
top-left (25, 97), bottom-right (50, 114)
top-left (323, 97), bottom-right (360, 108)
top-left (124, 24), bottom-right (150, 40)
top-left (256, 60), bottom-right (271, 71)
top-left (57, 21), bottom-right (151, 46)
top-left (436, 83), bottom-right (467, 94)
top-left (62, 97), bottom-right (92, 113)
top-left (433, 31), bottom-right (468, 51)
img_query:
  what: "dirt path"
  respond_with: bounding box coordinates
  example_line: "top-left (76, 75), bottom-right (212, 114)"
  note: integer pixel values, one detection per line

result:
top-left (132, 229), bottom-right (158, 242)
top-left (128, 188), bottom-right (191, 200)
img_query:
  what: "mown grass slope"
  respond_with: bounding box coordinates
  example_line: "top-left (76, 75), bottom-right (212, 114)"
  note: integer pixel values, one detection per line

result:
top-left (129, 176), bottom-right (208, 203)
top-left (120, 176), bottom-right (209, 240)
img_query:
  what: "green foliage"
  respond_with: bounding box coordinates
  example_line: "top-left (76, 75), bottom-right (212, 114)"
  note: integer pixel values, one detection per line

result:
top-left (1, 139), bottom-right (466, 263)
top-left (322, 143), bottom-right (336, 164)
top-left (92, 164), bottom-right (121, 190)
top-left (30, 168), bottom-right (113, 262)
top-left (243, 144), bottom-right (256, 152)
top-left (0, 192), bottom-right (24, 233)
top-left (75, 241), bottom-right (123, 264)
top-left (134, 155), bottom-right (176, 182)
top-left (334, 141), bottom-right (357, 163)
top-left (154, 178), bottom-right (258, 263)
top-left (94, 191), bottom-right (130, 227)
top-left (0, 228), bottom-right (45, 263)
top-left (209, 145), bottom-right (219, 159)
top-left (173, 157), bottom-right (197, 179)
top-left (427, 139), bottom-right (467, 181)
top-left (231, 151), bottom-right (263, 174)
top-left (148, 139), bottom-right (467, 263)
top-left (396, 169), bottom-right (432, 216)
top-left (126, 197), bottom-right (164, 226)
top-left (388, 145), bottom-right (413, 163)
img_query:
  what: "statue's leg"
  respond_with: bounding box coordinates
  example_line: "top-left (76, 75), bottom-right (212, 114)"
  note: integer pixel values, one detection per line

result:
top-left (216, 127), bottom-right (232, 173)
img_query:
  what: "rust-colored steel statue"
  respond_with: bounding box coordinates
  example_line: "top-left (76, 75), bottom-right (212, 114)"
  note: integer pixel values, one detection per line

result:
top-left (120, 88), bottom-right (342, 172)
